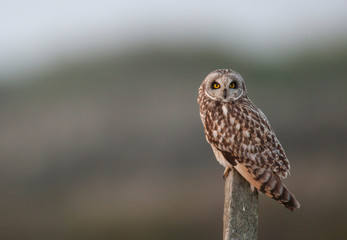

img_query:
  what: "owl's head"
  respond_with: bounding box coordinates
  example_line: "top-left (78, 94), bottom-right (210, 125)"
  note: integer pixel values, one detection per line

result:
top-left (201, 69), bottom-right (247, 102)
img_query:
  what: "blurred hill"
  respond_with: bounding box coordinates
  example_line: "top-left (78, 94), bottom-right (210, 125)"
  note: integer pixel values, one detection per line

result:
top-left (0, 43), bottom-right (346, 240)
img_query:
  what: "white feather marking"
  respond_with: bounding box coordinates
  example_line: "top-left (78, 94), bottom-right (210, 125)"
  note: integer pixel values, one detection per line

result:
top-left (230, 117), bottom-right (235, 125)
top-left (213, 130), bottom-right (218, 138)
top-left (222, 105), bottom-right (228, 117)
top-left (243, 130), bottom-right (250, 138)
top-left (249, 154), bottom-right (256, 161)
top-left (220, 121), bottom-right (225, 128)
top-left (236, 123), bottom-right (240, 130)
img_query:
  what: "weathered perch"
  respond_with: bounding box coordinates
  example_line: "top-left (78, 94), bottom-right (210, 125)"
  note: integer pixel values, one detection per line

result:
top-left (223, 168), bottom-right (259, 240)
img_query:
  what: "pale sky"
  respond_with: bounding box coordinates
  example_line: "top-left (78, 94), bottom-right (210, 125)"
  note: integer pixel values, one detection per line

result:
top-left (1, 0), bottom-right (347, 78)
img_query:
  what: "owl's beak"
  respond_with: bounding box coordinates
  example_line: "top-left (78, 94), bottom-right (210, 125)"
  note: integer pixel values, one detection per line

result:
top-left (223, 88), bottom-right (228, 99)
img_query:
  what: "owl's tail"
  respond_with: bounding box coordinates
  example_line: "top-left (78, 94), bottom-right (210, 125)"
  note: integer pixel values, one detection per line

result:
top-left (260, 174), bottom-right (300, 211)
top-left (234, 164), bottom-right (300, 211)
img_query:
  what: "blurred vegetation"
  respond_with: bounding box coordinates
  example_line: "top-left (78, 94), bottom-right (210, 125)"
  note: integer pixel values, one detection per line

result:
top-left (0, 42), bottom-right (346, 239)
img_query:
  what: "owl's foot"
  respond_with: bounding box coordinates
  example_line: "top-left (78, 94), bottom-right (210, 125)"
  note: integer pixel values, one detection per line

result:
top-left (250, 184), bottom-right (255, 192)
top-left (223, 166), bottom-right (231, 180)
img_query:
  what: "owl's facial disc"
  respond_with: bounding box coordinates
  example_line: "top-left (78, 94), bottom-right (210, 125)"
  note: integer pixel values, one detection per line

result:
top-left (205, 75), bottom-right (243, 101)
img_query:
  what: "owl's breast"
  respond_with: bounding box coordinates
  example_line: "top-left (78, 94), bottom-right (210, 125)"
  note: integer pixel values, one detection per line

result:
top-left (202, 101), bottom-right (259, 157)
top-left (202, 103), bottom-right (236, 148)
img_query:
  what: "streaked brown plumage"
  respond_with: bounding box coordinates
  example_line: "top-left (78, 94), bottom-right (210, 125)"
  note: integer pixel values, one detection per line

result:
top-left (198, 69), bottom-right (300, 211)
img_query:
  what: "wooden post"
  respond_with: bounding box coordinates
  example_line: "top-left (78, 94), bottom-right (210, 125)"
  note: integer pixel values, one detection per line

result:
top-left (223, 168), bottom-right (258, 240)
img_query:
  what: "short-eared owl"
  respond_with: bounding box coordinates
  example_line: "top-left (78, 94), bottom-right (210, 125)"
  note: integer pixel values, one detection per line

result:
top-left (197, 69), bottom-right (300, 211)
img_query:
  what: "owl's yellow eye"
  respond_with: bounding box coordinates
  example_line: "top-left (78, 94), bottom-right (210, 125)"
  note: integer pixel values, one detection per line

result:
top-left (212, 83), bottom-right (220, 89)
top-left (229, 82), bottom-right (236, 88)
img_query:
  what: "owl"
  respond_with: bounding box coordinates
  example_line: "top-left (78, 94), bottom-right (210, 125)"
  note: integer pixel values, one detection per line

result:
top-left (197, 69), bottom-right (300, 211)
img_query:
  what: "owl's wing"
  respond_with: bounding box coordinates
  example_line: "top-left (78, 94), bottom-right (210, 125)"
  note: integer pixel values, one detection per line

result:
top-left (243, 102), bottom-right (290, 178)
top-left (219, 146), bottom-right (299, 211)
top-left (204, 102), bottom-right (298, 210)
top-left (204, 101), bottom-right (290, 179)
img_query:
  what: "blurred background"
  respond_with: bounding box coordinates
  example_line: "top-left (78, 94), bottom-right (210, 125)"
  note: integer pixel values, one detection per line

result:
top-left (1, 1), bottom-right (347, 239)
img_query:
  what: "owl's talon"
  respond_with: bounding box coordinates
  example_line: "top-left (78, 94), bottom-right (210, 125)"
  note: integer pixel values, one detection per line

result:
top-left (223, 166), bottom-right (231, 180)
